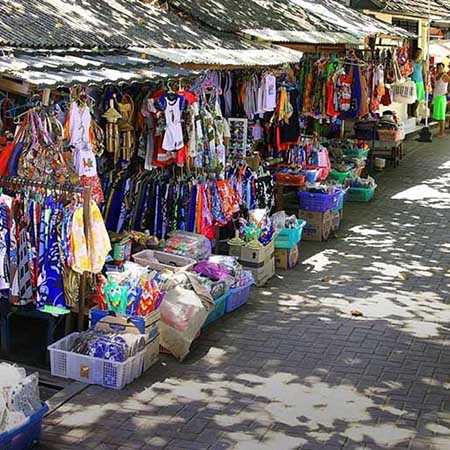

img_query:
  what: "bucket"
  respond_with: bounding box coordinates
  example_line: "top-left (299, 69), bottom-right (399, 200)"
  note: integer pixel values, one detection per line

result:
top-left (374, 158), bottom-right (386, 171)
top-left (306, 169), bottom-right (318, 183)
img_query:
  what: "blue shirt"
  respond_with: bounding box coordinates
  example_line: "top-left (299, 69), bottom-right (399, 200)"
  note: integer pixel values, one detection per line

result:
top-left (412, 62), bottom-right (424, 83)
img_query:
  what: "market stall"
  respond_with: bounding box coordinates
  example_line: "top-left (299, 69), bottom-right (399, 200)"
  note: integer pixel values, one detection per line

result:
top-left (0, 0), bottom-right (425, 397)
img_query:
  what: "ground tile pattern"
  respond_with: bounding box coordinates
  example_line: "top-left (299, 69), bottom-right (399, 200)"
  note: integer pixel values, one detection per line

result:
top-left (40, 139), bottom-right (450, 450)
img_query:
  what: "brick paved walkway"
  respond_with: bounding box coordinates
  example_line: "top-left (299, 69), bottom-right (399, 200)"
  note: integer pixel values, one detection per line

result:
top-left (40, 139), bottom-right (450, 450)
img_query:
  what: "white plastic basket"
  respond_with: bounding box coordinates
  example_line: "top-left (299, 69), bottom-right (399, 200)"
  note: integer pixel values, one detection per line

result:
top-left (132, 250), bottom-right (195, 272)
top-left (48, 333), bottom-right (144, 390)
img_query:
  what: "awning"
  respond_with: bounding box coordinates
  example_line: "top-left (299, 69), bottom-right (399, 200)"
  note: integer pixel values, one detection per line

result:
top-left (290, 0), bottom-right (414, 38)
top-left (242, 30), bottom-right (363, 45)
top-left (0, 51), bottom-right (196, 88)
top-left (134, 46), bottom-right (304, 67)
top-left (429, 39), bottom-right (450, 61)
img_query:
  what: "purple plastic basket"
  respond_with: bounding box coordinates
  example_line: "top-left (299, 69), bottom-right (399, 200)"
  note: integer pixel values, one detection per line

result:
top-left (298, 190), bottom-right (341, 213)
top-left (0, 403), bottom-right (48, 450)
top-left (225, 283), bottom-right (252, 313)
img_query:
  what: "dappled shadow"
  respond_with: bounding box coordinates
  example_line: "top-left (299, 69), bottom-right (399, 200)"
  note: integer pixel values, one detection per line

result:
top-left (0, 0), bottom-right (255, 49)
top-left (39, 140), bottom-right (450, 449)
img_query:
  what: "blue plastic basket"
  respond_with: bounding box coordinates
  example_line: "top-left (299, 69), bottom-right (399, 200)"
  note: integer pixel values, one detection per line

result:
top-left (225, 282), bottom-right (252, 313)
top-left (0, 403), bottom-right (48, 450)
top-left (275, 220), bottom-right (306, 249)
top-left (203, 291), bottom-right (229, 328)
top-left (298, 190), bottom-right (341, 212)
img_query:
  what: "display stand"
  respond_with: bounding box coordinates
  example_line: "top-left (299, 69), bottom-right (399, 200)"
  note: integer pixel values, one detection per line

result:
top-left (370, 140), bottom-right (404, 168)
top-left (0, 176), bottom-right (90, 359)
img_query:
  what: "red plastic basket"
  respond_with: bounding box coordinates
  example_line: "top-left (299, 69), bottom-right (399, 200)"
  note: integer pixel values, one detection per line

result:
top-left (275, 172), bottom-right (306, 186)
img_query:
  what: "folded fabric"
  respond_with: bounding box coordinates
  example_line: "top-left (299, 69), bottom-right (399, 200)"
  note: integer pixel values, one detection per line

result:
top-left (193, 261), bottom-right (231, 281)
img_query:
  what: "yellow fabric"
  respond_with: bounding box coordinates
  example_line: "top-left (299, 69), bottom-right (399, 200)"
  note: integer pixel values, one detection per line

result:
top-left (277, 87), bottom-right (293, 124)
top-left (71, 201), bottom-right (111, 274)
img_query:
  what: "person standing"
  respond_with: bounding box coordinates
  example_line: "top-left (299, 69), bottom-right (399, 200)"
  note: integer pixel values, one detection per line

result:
top-left (432, 62), bottom-right (450, 137)
top-left (412, 48), bottom-right (426, 107)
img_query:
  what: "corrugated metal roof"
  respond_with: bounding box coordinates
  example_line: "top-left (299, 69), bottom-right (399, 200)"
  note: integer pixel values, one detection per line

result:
top-left (242, 31), bottom-right (363, 45)
top-left (0, 0), bottom-right (256, 49)
top-left (0, 51), bottom-right (195, 88)
top-left (383, 0), bottom-right (449, 18)
top-left (167, 0), bottom-right (411, 42)
top-left (134, 46), bottom-right (304, 66)
top-left (352, 0), bottom-right (450, 19)
top-left (291, 0), bottom-right (412, 37)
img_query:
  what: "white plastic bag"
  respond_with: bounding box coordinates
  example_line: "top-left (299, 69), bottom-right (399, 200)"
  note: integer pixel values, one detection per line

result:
top-left (392, 80), bottom-right (417, 104)
top-left (159, 272), bottom-right (213, 361)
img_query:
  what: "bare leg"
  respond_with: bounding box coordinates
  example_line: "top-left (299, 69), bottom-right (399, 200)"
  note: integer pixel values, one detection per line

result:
top-left (438, 120), bottom-right (445, 137)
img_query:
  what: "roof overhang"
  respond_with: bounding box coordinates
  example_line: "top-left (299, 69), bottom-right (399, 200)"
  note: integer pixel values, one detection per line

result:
top-left (0, 51), bottom-right (196, 89)
top-left (242, 30), bottom-right (363, 45)
top-left (132, 46), bottom-right (304, 67)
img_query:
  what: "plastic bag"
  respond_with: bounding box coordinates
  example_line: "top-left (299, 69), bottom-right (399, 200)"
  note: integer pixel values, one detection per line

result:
top-left (271, 211), bottom-right (287, 233)
top-left (159, 272), bottom-right (213, 361)
top-left (165, 231), bottom-right (212, 261)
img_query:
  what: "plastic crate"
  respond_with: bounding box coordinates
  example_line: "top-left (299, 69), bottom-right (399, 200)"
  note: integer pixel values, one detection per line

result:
top-left (48, 333), bottom-right (144, 390)
top-left (203, 291), bottom-right (229, 328)
top-left (329, 169), bottom-right (351, 184)
top-left (298, 190), bottom-right (341, 213)
top-left (132, 250), bottom-right (195, 272)
top-left (343, 148), bottom-right (369, 159)
top-left (0, 403), bottom-right (48, 450)
top-left (346, 186), bottom-right (376, 202)
top-left (275, 220), bottom-right (306, 249)
top-left (225, 282), bottom-right (252, 313)
top-left (275, 172), bottom-right (305, 187)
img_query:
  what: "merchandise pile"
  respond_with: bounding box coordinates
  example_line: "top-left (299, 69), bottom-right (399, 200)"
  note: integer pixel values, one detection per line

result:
top-left (0, 363), bottom-right (45, 437)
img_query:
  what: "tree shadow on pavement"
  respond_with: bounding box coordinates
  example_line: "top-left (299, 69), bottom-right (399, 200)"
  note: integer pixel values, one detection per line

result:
top-left (39, 142), bottom-right (450, 450)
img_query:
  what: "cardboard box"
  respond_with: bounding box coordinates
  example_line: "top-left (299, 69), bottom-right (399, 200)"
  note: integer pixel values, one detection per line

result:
top-left (92, 310), bottom-right (160, 372)
top-left (298, 210), bottom-right (332, 242)
top-left (229, 239), bottom-right (275, 268)
top-left (331, 210), bottom-right (341, 232)
top-left (274, 245), bottom-right (299, 270)
top-left (243, 256), bottom-right (275, 287)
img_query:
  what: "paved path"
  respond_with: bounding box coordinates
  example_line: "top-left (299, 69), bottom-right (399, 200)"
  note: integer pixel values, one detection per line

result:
top-left (40, 138), bottom-right (450, 450)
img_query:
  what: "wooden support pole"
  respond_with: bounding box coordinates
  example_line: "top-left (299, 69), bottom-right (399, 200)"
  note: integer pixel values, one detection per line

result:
top-left (78, 187), bottom-right (92, 331)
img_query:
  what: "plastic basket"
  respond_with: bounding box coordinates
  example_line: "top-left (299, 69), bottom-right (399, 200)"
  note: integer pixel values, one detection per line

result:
top-left (225, 283), bottom-right (252, 313)
top-left (275, 172), bottom-right (305, 186)
top-left (48, 333), bottom-right (144, 390)
top-left (298, 190), bottom-right (341, 212)
top-left (346, 186), bottom-right (376, 202)
top-left (132, 250), bottom-right (195, 272)
top-left (329, 169), bottom-right (351, 184)
top-left (203, 291), bottom-right (229, 328)
top-left (0, 403), bottom-right (48, 450)
top-left (275, 220), bottom-right (306, 249)
top-left (343, 148), bottom-right (369, 159)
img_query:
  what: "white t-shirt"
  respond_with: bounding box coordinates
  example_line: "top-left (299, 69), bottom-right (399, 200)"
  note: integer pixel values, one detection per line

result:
top-left (263, 74), bottom-right (277, 112)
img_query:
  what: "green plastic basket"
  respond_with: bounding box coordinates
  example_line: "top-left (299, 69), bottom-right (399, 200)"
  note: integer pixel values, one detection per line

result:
top-left (346, 186), bottom-right (376, 202)
top-left (329, 169), bottom-right (351, 184)
top-left (343, 148), bottom-right (369, 159)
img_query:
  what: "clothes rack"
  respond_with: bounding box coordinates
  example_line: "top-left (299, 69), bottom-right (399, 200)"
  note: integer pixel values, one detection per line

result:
top-left (0, 176), bottom-right (90, 332)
